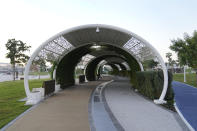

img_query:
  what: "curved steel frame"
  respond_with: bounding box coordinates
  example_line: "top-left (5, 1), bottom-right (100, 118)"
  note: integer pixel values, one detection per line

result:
top-left (24, 24), bottom-right (167, 105)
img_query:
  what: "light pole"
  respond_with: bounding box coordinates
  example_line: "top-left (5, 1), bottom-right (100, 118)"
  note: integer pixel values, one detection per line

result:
top-left (184, 65), bottom-right (186, 82)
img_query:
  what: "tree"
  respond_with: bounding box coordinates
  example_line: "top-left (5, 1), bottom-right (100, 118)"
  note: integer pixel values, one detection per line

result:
top-left (5, 39), bottom-right (31, 80)
top-left (166, 52), bottom-right (176, 71)
top-left (166, 52), bottom-right (173, 66)
top-left (33, 57), bottom-right (46, 79)
top-left (46, 53), bottom-right (56, 64)
top-left (143, 59), bottom-right (158, 70)
top-left (170, 30), bottom-right (197, 86)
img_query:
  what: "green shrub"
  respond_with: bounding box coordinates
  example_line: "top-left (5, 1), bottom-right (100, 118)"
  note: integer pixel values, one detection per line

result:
top-left (135, 70), bottom-right (174, 106)
top-left (109, 70), bottom-right (130, 77)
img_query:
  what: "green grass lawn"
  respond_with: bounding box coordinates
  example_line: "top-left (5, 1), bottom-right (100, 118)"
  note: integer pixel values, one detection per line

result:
top-left (173, 73), bottom-right (197, 87)
top-left (0, 79), bottom-right (49, 129)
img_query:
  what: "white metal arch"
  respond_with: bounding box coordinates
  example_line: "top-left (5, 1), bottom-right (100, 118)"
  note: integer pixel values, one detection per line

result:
top-left (24, 24), bottom-right (167, 105)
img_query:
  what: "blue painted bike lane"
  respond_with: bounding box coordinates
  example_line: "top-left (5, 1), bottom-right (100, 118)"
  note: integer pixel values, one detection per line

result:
top-left (172, 81), bottom-right (197, 130)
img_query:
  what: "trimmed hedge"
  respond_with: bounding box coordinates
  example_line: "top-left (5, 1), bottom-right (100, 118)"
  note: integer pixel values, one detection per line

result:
top-left (110, 70), bottom-right (130, 77)
top-left (135, 70), bottom-right (174, 106)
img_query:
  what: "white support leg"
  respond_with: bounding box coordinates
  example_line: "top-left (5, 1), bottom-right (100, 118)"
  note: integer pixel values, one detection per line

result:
top-left (25, 92), bottom-right (42, 105)
top-left (53, 68), bottom-right (61, 93)
top-left (153, 57), bottom-right (168, 104)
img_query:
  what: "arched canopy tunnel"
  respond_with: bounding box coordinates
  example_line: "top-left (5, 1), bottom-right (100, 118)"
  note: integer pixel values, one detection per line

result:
top-left (85, 54), bottom-right (134, 81)
top-left (56, 44), bottom-right (140, 87)
top-left (106, 63), bottom-right (120, 72)
top-left (109, 62), bottom-right (127, 71)
top-left (102, 57), bottom-right (128, 71)
top-left (24, 24), bottom-right (168, 105)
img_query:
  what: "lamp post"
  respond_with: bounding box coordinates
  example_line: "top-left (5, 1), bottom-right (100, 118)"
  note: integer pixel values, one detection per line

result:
top-left (184, 65), bottom-right (186, 82)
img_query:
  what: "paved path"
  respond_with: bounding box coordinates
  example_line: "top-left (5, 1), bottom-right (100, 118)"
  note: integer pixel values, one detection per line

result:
top-left (4, 77), bottom-right (190, 131)
top-left (104, 78), bottom-right (189, 131)
top-left (5, 80), bottom-right (105, 131)
top-left (172, 81), bottom-right (197, 130)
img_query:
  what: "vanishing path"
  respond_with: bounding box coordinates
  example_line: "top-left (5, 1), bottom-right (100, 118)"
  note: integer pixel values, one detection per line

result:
top-left (172, 81), bottom-right (197, 130)
top-left (104, 78), bottom-right (189, 131)
top-left (4, 77), bottom-right (189, 131)
top-left (5, 79), bottom-right (109, 131)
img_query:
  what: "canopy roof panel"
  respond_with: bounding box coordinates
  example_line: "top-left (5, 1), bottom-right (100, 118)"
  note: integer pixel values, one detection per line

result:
top-left (33, 24), bottom-right (159, 64)
top-left (63, 27), bottom-right (131, 47)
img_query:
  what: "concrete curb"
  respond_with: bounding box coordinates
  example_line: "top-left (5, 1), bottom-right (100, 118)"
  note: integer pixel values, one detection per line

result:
top-left (89, 80), bottom-right (114, 131)
top-left (89, 80), bottom-right (125, 131)
top-left (173, 81), bottom-right (197, 89)
top-left (174, 103), bottom-right (195, 131)
top-left (88, 86), bottom-right (97, 131)
top-left (101, 81), bottom-right (125, 131)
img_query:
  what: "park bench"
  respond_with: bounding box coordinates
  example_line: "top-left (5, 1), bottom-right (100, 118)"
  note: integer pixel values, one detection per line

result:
top-left (79, 75), bottom-right (85, 83)
top-left (42, 80), bottom-right (55, 96)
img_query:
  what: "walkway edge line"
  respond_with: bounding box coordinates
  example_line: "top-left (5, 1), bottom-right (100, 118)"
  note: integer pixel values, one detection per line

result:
top-left (174, 81), bottom-right (197, 89)
top-left (101, 80), bottom-right (125, 131)
top-left (174, 103), bottom-right (195, 131)
top-left (89, 80), bottom-right (114, 131)
top-left (88, 84), bottom-right (97, 131)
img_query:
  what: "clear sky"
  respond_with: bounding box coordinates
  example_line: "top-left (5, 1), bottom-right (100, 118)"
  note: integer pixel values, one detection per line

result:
top-left (0, 0), bottom-right (196, 63)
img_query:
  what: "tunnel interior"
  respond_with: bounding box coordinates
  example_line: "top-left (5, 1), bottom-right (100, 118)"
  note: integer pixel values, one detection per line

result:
top-left (56, 43), bottom-right (140, 89)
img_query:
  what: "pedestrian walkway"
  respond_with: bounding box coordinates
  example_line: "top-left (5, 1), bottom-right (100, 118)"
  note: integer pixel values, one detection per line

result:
top-left (4, 77), bottom-right (190, 131)
top-left (172, 81), bottom-right (197, 130)
top-left (5, 80), bottom-right (105, 131)
top-left (104, 79), bottom-right (189, 131)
